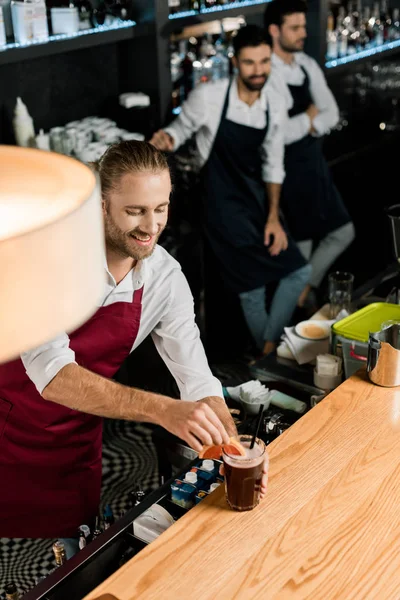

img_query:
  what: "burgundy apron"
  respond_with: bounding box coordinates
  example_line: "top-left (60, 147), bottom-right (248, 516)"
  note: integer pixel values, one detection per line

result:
top-left (0, 286), bottom-right (143, 538)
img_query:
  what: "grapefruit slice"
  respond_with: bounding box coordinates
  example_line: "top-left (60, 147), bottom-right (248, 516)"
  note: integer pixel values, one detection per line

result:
top-left (199, 437), bottom-right (246, 459)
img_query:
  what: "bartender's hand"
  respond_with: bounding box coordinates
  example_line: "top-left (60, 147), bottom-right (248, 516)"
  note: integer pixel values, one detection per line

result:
top-left (160, 399), bottom-right (230, 452)
top-left (306, 103), bottom-right (319, 134)
top-left (149, 129), bottom-right (174, 152)
top-left (201, 396), bottom-right (238, 438)
top-left (264, 217), bottom-right (288, 256)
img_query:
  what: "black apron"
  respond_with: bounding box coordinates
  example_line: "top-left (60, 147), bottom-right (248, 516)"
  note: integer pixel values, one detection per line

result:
top-left (202, 80), bottom-right (306, 295)
top-left (281, 66), bottom-right (351, 242)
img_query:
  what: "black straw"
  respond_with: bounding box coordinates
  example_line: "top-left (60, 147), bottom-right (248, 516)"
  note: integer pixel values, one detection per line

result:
top-left (250, 404), bottom-right (264, 449)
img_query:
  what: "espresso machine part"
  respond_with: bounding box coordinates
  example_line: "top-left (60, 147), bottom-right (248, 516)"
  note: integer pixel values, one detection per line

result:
top-left (367, 323), bottom-right (400, 387)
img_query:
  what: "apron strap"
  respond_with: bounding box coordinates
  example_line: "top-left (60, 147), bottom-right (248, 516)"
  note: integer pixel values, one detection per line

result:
top-left (133, 285), bottom-right (144, 305)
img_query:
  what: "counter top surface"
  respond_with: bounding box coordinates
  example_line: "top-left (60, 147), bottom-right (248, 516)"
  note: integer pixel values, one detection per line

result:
top-left (85, 371), bottom-right (400, 600)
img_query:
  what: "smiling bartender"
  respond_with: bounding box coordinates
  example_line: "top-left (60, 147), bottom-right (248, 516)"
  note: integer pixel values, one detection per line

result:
top-left (264, 0), bottom-right (355, 309)
top-left (0, 141), bottom-right (243, 544)
top-left (150, 25), bottom-right (311, 357)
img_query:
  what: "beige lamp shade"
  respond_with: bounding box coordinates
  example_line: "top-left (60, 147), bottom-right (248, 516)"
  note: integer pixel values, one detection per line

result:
top-left (0, 145), bottom-right (105, 363)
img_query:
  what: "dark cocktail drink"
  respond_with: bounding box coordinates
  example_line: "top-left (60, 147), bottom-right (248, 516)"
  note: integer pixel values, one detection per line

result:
top-left (222, 435), bottom-right (266, 511)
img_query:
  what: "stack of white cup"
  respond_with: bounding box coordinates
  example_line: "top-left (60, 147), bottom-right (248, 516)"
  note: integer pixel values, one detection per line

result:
top-left (44, 116), bottom-right (145, 162)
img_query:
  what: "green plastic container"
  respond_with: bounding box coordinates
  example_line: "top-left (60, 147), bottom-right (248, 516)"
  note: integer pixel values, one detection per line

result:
top-left (331, 303), bottom-right (400, 378)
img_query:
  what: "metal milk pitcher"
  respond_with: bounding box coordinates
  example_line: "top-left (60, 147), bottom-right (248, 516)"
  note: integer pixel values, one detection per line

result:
top-left (367, 323), bottom-right (400, 387)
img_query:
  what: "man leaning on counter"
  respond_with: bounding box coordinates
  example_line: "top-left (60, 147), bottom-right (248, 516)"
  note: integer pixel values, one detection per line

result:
top-left (0, 141), bottom-right (267, 553)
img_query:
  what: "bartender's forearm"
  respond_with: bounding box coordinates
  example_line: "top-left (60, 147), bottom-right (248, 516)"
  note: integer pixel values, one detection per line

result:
top-left (41, 363), bottom-right (172, 425)
top-left (265, 182), bottom-right (282, 221)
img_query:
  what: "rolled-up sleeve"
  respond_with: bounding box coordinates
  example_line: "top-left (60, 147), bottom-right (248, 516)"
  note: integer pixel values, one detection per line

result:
top-left (261, 101), bottom-right (286, 184)
top-left (164, 84), bottom-right (208, 152)
top-left (151, 270), bottom-right (223, 401)
top-left (21, 333), bottom-right (76, 394)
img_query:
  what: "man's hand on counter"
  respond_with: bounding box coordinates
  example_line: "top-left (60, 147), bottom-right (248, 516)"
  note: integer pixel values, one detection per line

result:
top-left (149, 130), bottom-right (174, 152)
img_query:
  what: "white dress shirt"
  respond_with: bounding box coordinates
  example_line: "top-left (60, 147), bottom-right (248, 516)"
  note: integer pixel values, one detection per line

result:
top-left (165, 76), bottom-right (287, 184)
top-left (21, 245), bottom-right (223, 401)
top-left (269, 53), bottom-right (339, 146)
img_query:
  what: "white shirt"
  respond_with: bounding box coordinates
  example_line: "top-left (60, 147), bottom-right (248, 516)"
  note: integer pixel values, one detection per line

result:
top-left (165, 76), bottom-right (287, 184)
top-left (269, 53), bottom-right (340, 146)
top-left (21, 245), bottom-right (223, 401)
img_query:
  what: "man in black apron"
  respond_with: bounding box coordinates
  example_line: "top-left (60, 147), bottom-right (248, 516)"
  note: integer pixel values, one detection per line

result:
top-left (150, 26), bottom-right (311, 356)
top-left (265, 0), bottom-right (355, 310)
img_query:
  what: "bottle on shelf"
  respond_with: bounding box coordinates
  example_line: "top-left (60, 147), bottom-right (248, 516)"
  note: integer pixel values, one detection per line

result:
top-left (92, 515), bottom-right (103, 539)
top-left (202, 0), bottom-right (218, 9)
top-left (381, 0), bottom-right (392, 41)
top-left (169, 0), bottom-right (181, 15)
top-left (336, 6), bottom-right (349, 57)
top-left (52, 541), bottom-right (67, 567)
top-left (372, 2), bottom-right (384, 45)
top-left (389, 8), bottom-right (400, 40)
top-left (327, 12), bottom-right (338, 59)
top-left (13, 96), bottom-right (35, 147)
top-left (4, 582), bottom-right (20, 600)
top-left (103, 504), bottom-right (115, 529)
top-left (179, 38), bottom-right (194, 100)
top-left (212, 24), bottom-right (230, 79)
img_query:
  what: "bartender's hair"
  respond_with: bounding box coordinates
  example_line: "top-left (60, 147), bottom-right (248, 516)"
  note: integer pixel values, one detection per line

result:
top-left (91, 140), bottom-right (169, 202)
top-left (264, 0), bottom-right (308, 29)
top-left (233, 25), bottom-right (272, 56)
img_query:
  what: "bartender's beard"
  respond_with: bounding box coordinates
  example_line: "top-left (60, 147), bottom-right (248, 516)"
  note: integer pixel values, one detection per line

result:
top-left (240, 74), bottom-right (269, 92)
top-left (104, 210), bottom-right (164, 261)
top-left (279, 36), bottom-right (305, 53)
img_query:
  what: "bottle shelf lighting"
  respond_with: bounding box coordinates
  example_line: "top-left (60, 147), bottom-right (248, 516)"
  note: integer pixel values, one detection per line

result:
top-left (325, 38), bottom-right (400, 69)
top-left (0, 19), bottom-right (136, 54)
top-left (168, 0), bottom-right (270, 20)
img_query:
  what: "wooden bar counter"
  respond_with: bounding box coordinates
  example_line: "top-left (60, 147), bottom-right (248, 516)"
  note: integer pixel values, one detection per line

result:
top-left (85, 371), bottom-right (400, 600)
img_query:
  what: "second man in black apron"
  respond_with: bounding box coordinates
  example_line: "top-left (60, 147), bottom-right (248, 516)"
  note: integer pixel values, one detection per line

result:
top-left (150, 25), bottom-right (311, 356)
top-left (265, 0), bottom-right (355, 310)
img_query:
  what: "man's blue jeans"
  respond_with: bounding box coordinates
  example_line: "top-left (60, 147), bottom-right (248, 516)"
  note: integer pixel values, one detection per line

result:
top-left (239, 264), bottom-right (312, 351)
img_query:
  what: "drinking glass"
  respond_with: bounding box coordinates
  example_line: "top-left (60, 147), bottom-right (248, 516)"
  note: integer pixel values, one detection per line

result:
top-left (328, 271), bottom-right (354, 319)
top-left (222, 435), bottom-right (266, 512)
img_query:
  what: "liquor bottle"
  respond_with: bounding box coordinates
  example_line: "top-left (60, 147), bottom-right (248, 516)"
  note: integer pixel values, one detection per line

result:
top-left (212, 24), bottom-right (230, 79)
top-left (389, 8), bottom-right (400, 39)
top-left (326, 12), bottom-right (338, 59)
top-left (74, 0), bottom-right (93, 29)
top-left (103, 504), bottom-right (115, 529)
top-left (4, 582), bottom-right (20, 600)
top-left (179, 39), bottom-right (194, 100)
top-left (345, 12), bottom-right (358, 55)
top-left (92, 516), bottom-right (102, 539)
top-left (337, 6), bottom-right (349, 57)
top-left (190, 0), bottom-right (200, 9)
top-left (381, 0), bottom-right (392, 41)
top-left (169, 0), bottom-right (181, 15)
top-left (357, 13), bottom-right (370, 50)
top-left (203, 0), bottom-right (218, 8)
top-left (372, 2), bottom-right (384, 45)
top-left (52, 541), bottom-right (67, 567)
